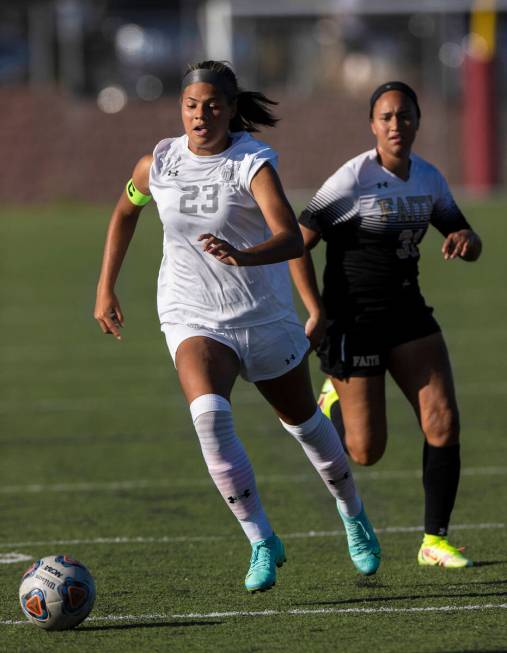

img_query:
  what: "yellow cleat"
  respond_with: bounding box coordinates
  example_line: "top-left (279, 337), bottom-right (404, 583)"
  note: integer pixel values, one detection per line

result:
top-left (417, 535), bottom-right (473, 568)
top-left (318, 378), bottom-right (339, 420)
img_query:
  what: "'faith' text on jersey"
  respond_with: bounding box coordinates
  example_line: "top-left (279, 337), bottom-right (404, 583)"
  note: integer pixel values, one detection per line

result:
top-left (376, 194), bottom-right (433, 223)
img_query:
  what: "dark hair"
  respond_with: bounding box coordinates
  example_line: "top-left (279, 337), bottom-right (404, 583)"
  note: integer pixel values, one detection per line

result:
top-left (182, 60), bottom-right (279, 132)
top-left (369, 81), bottom-right (421, 120)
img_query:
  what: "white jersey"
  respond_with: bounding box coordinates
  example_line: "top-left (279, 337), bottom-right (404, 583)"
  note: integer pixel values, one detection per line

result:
top-left (149, 131), bottom-right (297, 328)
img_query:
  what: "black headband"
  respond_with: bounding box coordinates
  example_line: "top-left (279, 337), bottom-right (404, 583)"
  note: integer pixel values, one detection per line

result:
top-left (369, 81), bottom-right (421, 119)
top-left (181, 69), bottom-right (237, 99)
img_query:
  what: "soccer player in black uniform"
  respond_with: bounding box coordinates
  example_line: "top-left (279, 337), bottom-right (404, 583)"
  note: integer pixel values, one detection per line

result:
top-left (290, 81), bottom-right (482, 567)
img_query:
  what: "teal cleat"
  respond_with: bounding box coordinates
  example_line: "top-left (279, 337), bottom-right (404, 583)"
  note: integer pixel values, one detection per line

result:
top-left (337, 503), bottom-right (381, 575)
top-left (245, 533), bottom-right (286, 592)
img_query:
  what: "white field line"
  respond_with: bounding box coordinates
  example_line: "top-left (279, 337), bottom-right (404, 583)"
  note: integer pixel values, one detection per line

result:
top-left (0, 465), bottom-right (505, 495)
top-left (0, 522), bottom-right (503, 550)
top-left (0, 553), bottom-right (31, 564)
top-left (2, 603), bottom-right (507, 626)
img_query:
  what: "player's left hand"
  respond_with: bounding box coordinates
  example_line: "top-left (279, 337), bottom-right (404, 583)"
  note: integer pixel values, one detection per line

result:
top-left (198, 233), bottom-right (248, 266)
top-left (442, 229), bottom-right (482, 261)
top-left (305, 313), bottom-right (327, 351)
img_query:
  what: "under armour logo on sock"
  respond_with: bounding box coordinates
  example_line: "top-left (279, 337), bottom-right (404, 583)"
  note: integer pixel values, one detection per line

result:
top-left (227, 489), bottom-right (251, 504)
top-left (285, 354), bottom-right (296, 365)
top-left (328, 472), bottom-right (349, 485)
top-left (377, 182), bottom-right (388, 188)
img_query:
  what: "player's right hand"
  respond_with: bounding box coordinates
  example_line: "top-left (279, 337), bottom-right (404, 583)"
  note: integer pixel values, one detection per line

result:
top-left (94, 292), bottom-right (124, 340)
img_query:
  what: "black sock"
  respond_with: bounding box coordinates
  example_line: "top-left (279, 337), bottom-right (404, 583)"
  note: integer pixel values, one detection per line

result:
top-left (423, 441), bottom-right (460, 536)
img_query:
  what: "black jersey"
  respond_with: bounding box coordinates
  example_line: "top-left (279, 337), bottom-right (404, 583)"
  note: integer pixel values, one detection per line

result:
top-left (299, 149), bottom-right (470, 320)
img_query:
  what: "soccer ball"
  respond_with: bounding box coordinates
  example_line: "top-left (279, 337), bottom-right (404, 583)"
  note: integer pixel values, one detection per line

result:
top-left (19, 554), bottom-right (96, 630)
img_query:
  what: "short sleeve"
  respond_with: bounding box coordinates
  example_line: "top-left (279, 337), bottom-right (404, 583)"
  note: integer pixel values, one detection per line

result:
top-left (430, 169), bottom-right (470, 236)
top-left (299, 164), bottom-right (359, 236)
top-left (242, 145), bottom-right (278, 193)
top-left (150, 137), bottom-right (177, 180)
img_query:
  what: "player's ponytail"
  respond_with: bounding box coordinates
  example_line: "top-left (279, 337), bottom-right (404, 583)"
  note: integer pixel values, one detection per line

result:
top-left (231, 90), bottom-right (278, 132)
top-left (181, 61), bottom-right (279, 133)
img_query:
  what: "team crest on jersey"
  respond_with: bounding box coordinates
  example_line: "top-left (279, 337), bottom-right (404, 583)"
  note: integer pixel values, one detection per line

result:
top-left (221, 161), bottom-right (239, 182)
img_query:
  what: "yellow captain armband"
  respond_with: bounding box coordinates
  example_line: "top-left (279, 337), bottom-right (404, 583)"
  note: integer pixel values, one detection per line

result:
top-left (126, 179), bottom-right (152, 206)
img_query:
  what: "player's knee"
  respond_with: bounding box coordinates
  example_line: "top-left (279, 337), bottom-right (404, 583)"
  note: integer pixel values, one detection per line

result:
top-left (347, 440), bottom-right (385, 466)
top-left (422, 405), bottom-right (460, 446)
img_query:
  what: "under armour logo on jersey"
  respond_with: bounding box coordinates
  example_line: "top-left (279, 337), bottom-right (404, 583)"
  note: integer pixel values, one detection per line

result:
top-left (285, 354), bottom-right (296, 365)
top-left (377, 182), bottom-right (388, 189)
top-left (163, 154), bottom-right (181, 177)
top-left (227, 489), bottom-right (251, 504)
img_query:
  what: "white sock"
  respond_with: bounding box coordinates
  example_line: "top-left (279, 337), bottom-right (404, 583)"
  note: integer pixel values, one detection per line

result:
top-left (190, 394), bottom-right (273, 543)
top-left (280, 408), bottom-right (362, 517)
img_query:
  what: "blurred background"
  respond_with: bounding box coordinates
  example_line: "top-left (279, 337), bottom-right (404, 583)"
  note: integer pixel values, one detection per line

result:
top-left (0, 0), bottom-right (505, 202)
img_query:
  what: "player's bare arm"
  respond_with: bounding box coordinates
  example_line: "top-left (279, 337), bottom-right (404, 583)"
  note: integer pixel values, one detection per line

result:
top-left (199, 163), bottom-right (303, 266)
top-left (94, 154), bottom-right (153, 339)
top-left (442, 228), bottom-right (482, 261)
top-left (289, 224), bottom-right (326, 349)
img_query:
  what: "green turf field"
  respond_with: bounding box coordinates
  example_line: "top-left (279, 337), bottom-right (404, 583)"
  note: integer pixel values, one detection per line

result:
top-left (0, 199), bottom-right (506, 652)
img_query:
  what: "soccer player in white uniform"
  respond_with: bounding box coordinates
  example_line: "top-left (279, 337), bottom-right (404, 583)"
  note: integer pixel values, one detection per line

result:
top-left (290, 82), bottom-right (482, 568)
top-left (94, 61), bottom-right (381, 592)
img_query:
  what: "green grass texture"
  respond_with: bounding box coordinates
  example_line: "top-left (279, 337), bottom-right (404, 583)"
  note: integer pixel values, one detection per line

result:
top-left (0, 198), bottom-right (506, 652)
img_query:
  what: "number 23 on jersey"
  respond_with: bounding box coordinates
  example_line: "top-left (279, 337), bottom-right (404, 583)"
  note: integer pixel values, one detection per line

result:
top-left (179, 184), bottom-right (220, 214)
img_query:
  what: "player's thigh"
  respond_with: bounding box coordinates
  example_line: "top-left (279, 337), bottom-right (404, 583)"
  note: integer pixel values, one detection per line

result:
top-left (175, 336), bottom-right (240, 404)
top-left (255, 355), bottom-right (317, 425)
top-left (333, 375), bottom-right (387, 465)
top-left (388, 332), bottom-right (459, 444)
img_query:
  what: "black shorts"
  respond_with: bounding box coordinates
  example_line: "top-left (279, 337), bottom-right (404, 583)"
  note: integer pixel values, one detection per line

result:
top-left (317, 297), bottom-right (441, 379)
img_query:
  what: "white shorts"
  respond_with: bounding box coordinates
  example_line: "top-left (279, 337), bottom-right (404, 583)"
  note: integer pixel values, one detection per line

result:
top-left (162, 317), bottom-right (310, 383)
